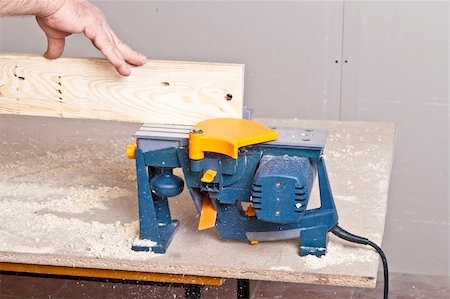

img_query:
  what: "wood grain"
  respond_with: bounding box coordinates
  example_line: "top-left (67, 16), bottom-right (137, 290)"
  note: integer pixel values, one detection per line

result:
top-left (0, 54), bottom-right (244, 124)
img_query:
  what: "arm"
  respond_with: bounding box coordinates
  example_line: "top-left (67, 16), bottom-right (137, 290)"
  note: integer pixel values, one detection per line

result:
top-left (0, 0), bottom-right (146, 76)
top-left (0, 0), bottom-right (63, 16)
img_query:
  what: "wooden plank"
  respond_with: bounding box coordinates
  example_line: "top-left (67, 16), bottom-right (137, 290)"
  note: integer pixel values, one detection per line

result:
top-left (0, 54), bottom-right (244, 125)
top-left (0, 262), bottom-right (223, 286)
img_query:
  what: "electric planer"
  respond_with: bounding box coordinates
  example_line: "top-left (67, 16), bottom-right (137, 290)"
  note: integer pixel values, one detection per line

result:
top-left (126, 118), bottom-right (338, 256)
top-left (126, 117), bottom-right (390, 298)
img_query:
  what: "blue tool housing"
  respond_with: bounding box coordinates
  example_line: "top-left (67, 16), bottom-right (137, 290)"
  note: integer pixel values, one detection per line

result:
top-left (252, 155), bottom-right (314, 224)
top-left (131, 124), bottom-right (338, 257)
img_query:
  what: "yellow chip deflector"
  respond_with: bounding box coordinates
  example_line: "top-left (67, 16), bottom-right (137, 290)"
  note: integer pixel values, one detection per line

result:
top-left (189, 118), bottom-right (278, 160)
top-left (198, 194), bottom-right (217, 230)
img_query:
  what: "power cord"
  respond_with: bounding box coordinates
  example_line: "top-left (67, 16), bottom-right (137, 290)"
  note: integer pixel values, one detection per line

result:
top-left (331, 225), bottom-right (389, 299)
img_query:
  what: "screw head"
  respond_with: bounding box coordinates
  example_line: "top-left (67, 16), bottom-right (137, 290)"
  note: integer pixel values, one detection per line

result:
top-left (275, 210), bottom-right (281, 216)
top-left (191, 128), bottom-right (203, 134)
top-left (275, 182), bottom-right (281, 188)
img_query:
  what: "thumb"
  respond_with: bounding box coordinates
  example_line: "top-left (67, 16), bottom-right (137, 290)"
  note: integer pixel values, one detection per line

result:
top-left (44, 37), bottom-right (66, 59)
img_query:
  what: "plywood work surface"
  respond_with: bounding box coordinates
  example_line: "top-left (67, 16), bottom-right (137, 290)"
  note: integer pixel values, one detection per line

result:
top-left (0, 115), bottom-right (396, 288)
top-left (0, 55), bottom-right (244, 124)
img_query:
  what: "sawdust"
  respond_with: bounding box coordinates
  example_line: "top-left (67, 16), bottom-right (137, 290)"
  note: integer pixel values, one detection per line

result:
top-left (301, 241), bottom-right (375, 270)
top-left (0, 137), bottom-right (158, 260)
top-left (132, 238), bottom-right (157, 247)
top-left (0, 192), bottom-right (158, 260)
top-left (0, 182), bottom-right (131, 213)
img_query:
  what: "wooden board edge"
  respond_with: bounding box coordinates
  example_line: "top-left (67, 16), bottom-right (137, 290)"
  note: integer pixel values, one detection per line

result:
top-left (0, 53), bottom-right (245, 68)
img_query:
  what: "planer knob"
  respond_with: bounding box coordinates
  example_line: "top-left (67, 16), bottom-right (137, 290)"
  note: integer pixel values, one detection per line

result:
top-left (151, 168), bottom-right (184, 198)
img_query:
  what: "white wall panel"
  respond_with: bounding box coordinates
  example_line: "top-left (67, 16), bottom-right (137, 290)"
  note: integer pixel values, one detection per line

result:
top-left (340, 1), bottom-right (449, 276)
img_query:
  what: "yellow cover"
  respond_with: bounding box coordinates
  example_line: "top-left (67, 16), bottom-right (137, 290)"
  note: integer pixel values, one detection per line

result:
top-left (189, 118), bottom-right (278, 160)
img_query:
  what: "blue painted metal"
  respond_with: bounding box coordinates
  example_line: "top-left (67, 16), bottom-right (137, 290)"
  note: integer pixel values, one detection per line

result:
top-left (150, 168), bottom-right (184, 198)
top-left (131, 127), bottom-right (338, 257)
top-left (132, 148), bottom-right (179, 254)
top-left (299, 225), bottom-right (329, 257)
top-left (252, 155), bottom-right (314, 223)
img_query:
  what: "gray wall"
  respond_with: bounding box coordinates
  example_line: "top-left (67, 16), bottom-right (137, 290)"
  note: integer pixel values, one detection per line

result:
top-left (0, 1), bottom-right (448, 276)
top-left (340, 1), bottom-right (449, 276)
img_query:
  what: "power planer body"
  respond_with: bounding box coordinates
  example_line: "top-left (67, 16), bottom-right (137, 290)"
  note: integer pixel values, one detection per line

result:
top-left (127, 118), bottom-right (338, 256)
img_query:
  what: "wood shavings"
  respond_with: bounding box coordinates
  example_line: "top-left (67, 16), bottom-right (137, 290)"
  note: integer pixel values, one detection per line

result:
top-left (0, 182), bottom-right (131, 214)
top-left (132, 238), bottom-right (157, 248)
top-left (0, 128), bottom-right (156, 260)
top-left (0, 194), bottom-right (158, 260)
top-left (302, 241), bottom-right (376, 270)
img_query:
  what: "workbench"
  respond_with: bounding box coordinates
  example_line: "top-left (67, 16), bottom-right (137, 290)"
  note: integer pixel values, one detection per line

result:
top-left (0, 115), bottom-right (396, 294)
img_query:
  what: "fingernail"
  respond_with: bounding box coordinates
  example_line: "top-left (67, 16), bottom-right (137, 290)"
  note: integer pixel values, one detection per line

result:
top-left (138, 53), bottom-right (147, 62)
top-left (120, 66), bottom-right (131, 76)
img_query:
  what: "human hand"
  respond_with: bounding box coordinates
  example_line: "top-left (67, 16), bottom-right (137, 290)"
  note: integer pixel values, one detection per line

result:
top-left (36, 0), bottom-right (146, 76)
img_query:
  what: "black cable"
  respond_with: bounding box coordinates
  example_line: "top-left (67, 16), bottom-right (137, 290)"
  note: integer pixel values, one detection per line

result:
top-left (331, 225), bottom-right (389, 299)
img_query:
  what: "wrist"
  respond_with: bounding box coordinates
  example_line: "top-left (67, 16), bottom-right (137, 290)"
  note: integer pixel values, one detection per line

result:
top-left (34, 0), bottom-right (66, 18)
top-left (0, 0), bottom-right (66, 17)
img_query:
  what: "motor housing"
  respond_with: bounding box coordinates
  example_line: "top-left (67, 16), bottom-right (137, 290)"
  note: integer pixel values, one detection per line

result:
top-left (251, 155), bottom-right (315, 224)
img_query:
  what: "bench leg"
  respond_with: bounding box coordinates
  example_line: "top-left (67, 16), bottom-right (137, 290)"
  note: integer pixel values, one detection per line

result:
top-left (237, 279), bottom-right (250, 298)
top-left (184, 284), bottom-right (202, 299)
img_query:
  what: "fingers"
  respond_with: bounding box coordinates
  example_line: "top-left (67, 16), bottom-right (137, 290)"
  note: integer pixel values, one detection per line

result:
top-left (81, 4), bottom-right (142, 76)
top-left (36, 0), bottom-right (145, 76)
top-left (88, 26), bottom-right (146, 76)
top-left (44, 37), bottom-right (66, 59)
top-left (116, 40), bottom-right (146, 66)
top-left (89, 29), bottom-right (131, 76)
top-left (111, 33), bottom-right (146, 66)
top-left (36, 16), bottom-right (68, 60)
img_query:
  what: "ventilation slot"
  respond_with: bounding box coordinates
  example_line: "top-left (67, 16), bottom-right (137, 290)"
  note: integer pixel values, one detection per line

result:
top-left (251, 183), bottom-right (263, 210)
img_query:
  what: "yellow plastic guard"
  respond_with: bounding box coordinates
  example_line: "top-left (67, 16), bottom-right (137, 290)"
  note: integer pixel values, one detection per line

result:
top-left (127, 144), bottom-right (136, 159)
top-left (189, 118), bottom-right (278, 160)
top-left (201, 170), bottom-right (217, 183)
top-left (244, 205), bottom-right (257, 217)
top-left (198, 195), bottom-right (217, 230)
